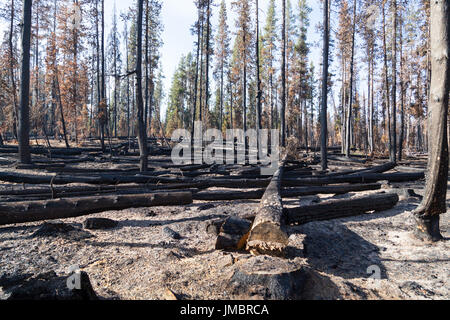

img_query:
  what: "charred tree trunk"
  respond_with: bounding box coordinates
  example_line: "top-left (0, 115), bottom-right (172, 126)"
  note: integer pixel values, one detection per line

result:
top-left (191, 4), bottom-right (201, 145)
top-left (0, 192), bottom-right (193, 226)
top-left (345, 0), bottom-right (357, 158)
top-left (256, 0), bottom-right (262, 157)
top-left (246, 163), bottom-right (289, 257)
top-left (9, 0), bottom-right (19, 140)
top-left (286, 193), bottom-right (399, 225)
top-left (320, 0), bottom-right (329, 170)
top-left (391, 0), bottom-right (398, 163)
top-left (281, 0), bottom-right (287, 148)
top-left (399, 9), bottom-right (406, 162)
top-left (136, 0), bottom-right (148, 172)
top-left (18, 0), bottom-right (32, 165)
top-left (205, 0), bottom-right (211, 120)
top-left (382, 1), bottom-right (392, 160)
top-left (413, 0), bottom-right (449, 242)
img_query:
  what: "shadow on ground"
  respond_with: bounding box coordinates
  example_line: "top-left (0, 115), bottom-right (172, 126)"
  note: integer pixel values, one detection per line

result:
top-left (285, 201), bottom-right (421, 280)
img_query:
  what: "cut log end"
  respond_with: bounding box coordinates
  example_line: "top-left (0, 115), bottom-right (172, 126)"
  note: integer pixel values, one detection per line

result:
top-left (246, 222), bottom-right (289, 257)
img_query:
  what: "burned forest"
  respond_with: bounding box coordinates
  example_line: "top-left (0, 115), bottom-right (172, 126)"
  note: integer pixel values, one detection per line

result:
top-left (0, 0), bottom-right (448, 303)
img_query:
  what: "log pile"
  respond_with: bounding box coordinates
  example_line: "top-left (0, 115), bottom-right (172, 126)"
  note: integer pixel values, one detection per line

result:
top-left (0, 141), bottom-right (417, 243)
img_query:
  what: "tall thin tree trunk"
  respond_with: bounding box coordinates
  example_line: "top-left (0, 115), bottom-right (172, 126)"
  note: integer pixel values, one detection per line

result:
top-left (256, 0), bottom-right (262, 157)
top-left (391, 0), bottom-right (398, 163)
top-left (205, 0), bottom-right (211, 123)
top-left (320, 0), bottom-right (329, 170)
top-left (413, 0), bottom-right (449, 242)
top-left (382, 1), bottom-right (391, 159)
top-left (368, 49), bottom-right (374, 156)
top-left (399, 10), bottom-right (405, 161)
top-left (96, 0), bottom-right (105, 152)
top-left (125, 20), bottom-right (131, 147)
top-left (9, 0), bottom-right (19, 140)
top-left (345, 0), bottom-right (357, 157)
top-left (144, 0), bottom-right (149, 135)
top-left (198, 7), bottom-right (205, 123)
top-left (18, 0), bottom-right (32, 164)
top-left (191, 4), bottom-right (201, 147)
top-left (136, 0), bottom-right (148, 172)
top-left (281, 0), bottom-right (287, 148)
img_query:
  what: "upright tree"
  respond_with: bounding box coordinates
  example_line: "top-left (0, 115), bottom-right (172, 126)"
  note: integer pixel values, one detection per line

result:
top-left (255, 0), bottom-right (262, 143)
top-left (261, 0), bottom-right (277, 130)
top-left (390, 0), bottom-right (398, 163)
top-left (232, 0), bottom-right (252, 147)
top-left (345, 0), bottom-right (357, 157)
top-left (412, 0), bottom-right (449, 242)
top-left (214, 0), bottom-right (230, 132)
top-left (18, 0), bottom-right (33, 164)
top-left (320, 0), bottom-right (330, 170)
top-left (136, 0), bottom-right (148, 172)
top-left (281, 0), bottom-right (286, 148)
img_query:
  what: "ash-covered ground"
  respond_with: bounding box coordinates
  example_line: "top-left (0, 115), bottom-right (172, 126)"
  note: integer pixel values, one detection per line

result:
top-left (0, 151), bottom-right (448, 300)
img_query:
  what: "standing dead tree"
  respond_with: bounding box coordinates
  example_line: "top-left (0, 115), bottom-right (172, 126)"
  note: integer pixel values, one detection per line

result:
top-left (18, 0), bottom-right (33, 164)
top-left (412, 0), bottom-right (449, 242)
top-left (136, 0), bottom-right (149, 172)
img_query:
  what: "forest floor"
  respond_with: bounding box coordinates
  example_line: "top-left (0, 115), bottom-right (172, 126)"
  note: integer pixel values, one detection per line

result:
top-left (0, 143), bottom-right (448, 300)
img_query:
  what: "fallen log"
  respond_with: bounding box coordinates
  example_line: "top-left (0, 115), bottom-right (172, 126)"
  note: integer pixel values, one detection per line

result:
top-left (0, 168), bottom-right (422, 188)
top-left (0, 191), bottom-right (193, 226)
top-left (194, 183), bottom-right (382, 201)
top-left (327, 156), bottom-right (367, 164)
top-left (282, 172), bottom-right (424, 187)
top-left (246, 164), bottom-right (289, 257)
top-left (33, 155), bottom-right (95, 164)
top-left (0, 171), bottom-right (191, 185)
top-left (0, 184), bottom-right (201, 197)
top-left (324, 162), bottom-right (396, 178)
top-left (0, 188), bottom-right (200, 202)
top-left (208, 193), bottom-right (400, 231)
top-left (282, 183), bottom-right (382, 197)
top-left (285, 193), bottom-right (400, 225)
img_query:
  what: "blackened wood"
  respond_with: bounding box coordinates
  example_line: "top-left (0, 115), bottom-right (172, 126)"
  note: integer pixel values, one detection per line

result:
top-left (286, 193), bottom-right (399, 225)
top-left (215, 217), bottom-right (253, 251)
top-left (0, 192), bottom-right (193, 226)
top-left (246, 165), bottom-right (289, 256)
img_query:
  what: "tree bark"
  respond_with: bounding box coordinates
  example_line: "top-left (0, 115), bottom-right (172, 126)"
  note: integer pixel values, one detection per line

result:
top-left (191, 3), bottom-right (201, 144)
top-left (205, 0), bottom-right (211, 117)
top-left (0, 192), bottom-right (193, 226)
top-left (136, 0), bottom-right (148, 172)
top-left (286, 193), bottom-right (399, 225)
top-left (256, 0), bottom-right (262, 156)
top-left (210, 193), bottom-right (399, 236)
top-left (194, 183), bottom-right (382, 201)
top-left (320, 0), bottom-right (329, 169)
top-left (382, 1), bottom-right (392, 160)
top-left (215, 217), bottom-right (252, 251)
top-left (412, 0), bottom-right (449, 242)
top-left (345, 0), bottom-right (357, 158)
top-left (246, 163), bottom-right (289, 257)
top-left (391, 0), bottom-right (398, 163)
top-left (399, 9), bottom-right (405, 161)
top-left (9, 0), bottom-right (19, 140)
top-left (18, 0), bottom-right (33, 164)
top-left (281, 0), bottom-right (286, 148)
